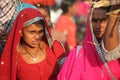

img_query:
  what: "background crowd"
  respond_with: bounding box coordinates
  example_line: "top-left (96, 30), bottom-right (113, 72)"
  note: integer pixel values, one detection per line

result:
top-left (0, 0), bottom-right (120, 80)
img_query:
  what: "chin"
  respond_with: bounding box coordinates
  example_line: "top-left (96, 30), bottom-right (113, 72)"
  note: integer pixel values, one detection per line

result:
top-left (29, 44), bottom-right (39, 48)
top-left (96, 36), bottom-right (102, 40)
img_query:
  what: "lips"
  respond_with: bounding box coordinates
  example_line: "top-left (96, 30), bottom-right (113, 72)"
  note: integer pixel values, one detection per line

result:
top-left (32, 41), bottom-right (39, 45)
top-left (94, 31), bottom-right (101, 35)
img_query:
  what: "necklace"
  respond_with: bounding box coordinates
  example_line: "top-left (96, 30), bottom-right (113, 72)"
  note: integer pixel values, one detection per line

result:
top-left (22, 45), bottom-right (39, 61)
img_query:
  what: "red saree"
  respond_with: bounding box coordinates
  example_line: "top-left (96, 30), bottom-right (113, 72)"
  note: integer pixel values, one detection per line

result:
top-left (0, 8), bottom-right (65, 80)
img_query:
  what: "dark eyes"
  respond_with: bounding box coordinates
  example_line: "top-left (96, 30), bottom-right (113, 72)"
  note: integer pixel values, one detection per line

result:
top-left (27, 30), bottom-right (44, 35)
top-left (92, 18), bottom-right (108, 23)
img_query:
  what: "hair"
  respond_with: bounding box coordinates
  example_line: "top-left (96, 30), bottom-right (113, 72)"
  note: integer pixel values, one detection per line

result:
top-left (35, 4), bottom-right (50, 16)
top-left (34, 20), bottom-right (45, 28)
top-left (61, 0), bottom-right (75, 14)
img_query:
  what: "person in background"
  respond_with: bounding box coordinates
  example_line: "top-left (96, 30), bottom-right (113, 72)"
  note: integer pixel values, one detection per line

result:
top-left (74, 0), bottom-right (91, 45)
top-left (0, 8), bottom-right (65, 80)
top-left (50, 1), bottom-right (63, 27)
top-left (0, 0), bottom-right (37, 56)
top-left (57, 1), bottom-right (120, 80)
top-left (55, 0), bottom-right (77, 54)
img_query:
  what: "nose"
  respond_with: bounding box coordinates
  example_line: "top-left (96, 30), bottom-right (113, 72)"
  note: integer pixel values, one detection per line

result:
top-left (34, 33), bottom-right (40, 39)
top-left (96, 20), bottom-right (101, 29)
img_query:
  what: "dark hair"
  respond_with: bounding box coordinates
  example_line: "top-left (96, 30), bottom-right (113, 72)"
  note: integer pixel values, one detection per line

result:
top-left (35, 4), bottom-right (50, 16)
top-left (20, 20), bottom-right (45, 43)
top-left (61, 0), bottom-right (75, 14)
top-left (34, 20), bottom-right (45, 28)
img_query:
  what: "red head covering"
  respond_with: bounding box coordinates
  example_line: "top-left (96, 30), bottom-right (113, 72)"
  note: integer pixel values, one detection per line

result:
top-left (23, 0), bottom-right (55, 6)
top-left (0, 8), bottom-right (52, 80)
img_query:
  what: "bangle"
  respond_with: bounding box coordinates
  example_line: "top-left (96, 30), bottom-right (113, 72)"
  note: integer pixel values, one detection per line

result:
top-left (57, 57), bottom-right (66, 65)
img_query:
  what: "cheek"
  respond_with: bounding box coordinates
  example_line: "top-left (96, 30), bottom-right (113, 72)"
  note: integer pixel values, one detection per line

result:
top-left (101, 23), bottom-right (107, 31)
top-left (22, 34), bottom-right (32, 42)
top-left (39, 33), bottom-right (44, 39)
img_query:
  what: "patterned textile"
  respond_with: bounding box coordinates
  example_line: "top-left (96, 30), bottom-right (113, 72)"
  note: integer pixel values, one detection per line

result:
top-left (0, 0), bottom-right (16, 30)
top-left (0, 0), bottom-right (37, 33)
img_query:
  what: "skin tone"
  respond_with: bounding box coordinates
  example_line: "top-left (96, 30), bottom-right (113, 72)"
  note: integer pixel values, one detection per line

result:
top-left (104, 15), bottom-right (119, 51)
top-left (69, 4), bottom-right (77, 16)
top-left (37, 6), bottom-right (67, 45)
top-left (17, 23), bottom-right (46, 64)
top-left (103, 5), bottom-right (120, 51)
top-left (67, 3), bottom-right (77, 18)
top-left (92, 8), bottom-right (109, 44)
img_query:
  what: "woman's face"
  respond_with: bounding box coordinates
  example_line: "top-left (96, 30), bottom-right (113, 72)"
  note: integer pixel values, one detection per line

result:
top-left (92, 8), bottom-right (108, 41)
top-left (21, 23), bottom-right (44, 48)
top-left (69, 4), bottom-right (77, 15)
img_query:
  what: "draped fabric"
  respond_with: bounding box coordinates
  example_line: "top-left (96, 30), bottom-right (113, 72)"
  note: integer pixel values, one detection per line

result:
top-left (17, 41), bottom-right (64, 80)
top-left (23, 0), bottom-right (55, 6)
top-left (0, 0), bottom-right (37, 33)
top-left (0, 8), bottom-right (59, 80)
top-left (0, 0), bottom-right (37, 56)
top-left (57, 12), bottom-right (120, 80)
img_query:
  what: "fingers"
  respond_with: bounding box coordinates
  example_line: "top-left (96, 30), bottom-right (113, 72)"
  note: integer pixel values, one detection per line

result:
top-left (51, 29), bottom-right (66, 45)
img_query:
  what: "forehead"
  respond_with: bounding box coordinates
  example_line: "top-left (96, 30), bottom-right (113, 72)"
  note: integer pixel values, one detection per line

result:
top-left (24, 24), bottom-right (44, 30)
top-left (92, 8), bottom-right (108, 19)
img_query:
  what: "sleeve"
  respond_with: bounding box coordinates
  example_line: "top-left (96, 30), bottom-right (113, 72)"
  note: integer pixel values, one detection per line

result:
top-left (67, 25), bottom-right (77, 50)
top-left (101, 40), bottom-right (120, 61)
top-left (52, 40), bottom-right (65, 59)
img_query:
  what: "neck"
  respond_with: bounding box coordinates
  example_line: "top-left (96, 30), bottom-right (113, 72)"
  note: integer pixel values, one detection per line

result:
top-left (22, 44), bottom-right (39, 55)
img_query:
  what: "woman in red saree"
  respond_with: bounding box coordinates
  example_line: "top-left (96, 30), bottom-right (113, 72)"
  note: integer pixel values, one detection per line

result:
top-left (0, 8), bottom-right (65, 80)
top-left (57, 3), bottom-right (120, 80)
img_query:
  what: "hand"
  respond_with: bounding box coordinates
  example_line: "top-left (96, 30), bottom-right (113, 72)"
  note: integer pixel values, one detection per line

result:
top-left (51, 29), bottom-right (66, 45)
